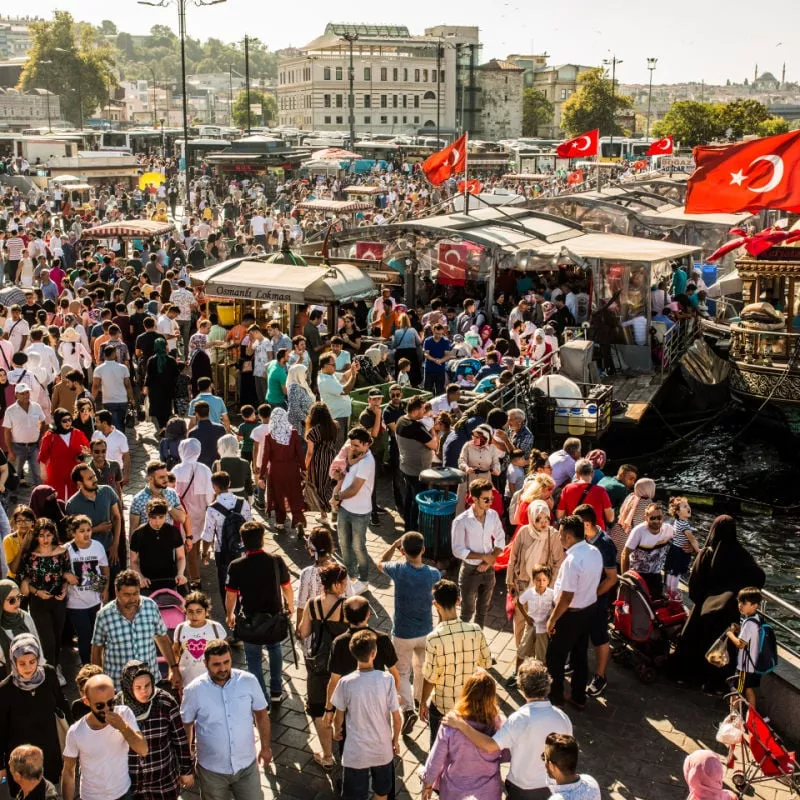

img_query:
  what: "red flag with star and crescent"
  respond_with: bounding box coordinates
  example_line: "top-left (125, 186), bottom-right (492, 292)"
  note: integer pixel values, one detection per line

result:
top-left (685, 130), bottom-right (800, 214)
top-left (556, 129), bottom-right (599, 158)
top-left (646, 136), bottom-right (673, 156)
top-left (422, 133), bottom-right (467, 186)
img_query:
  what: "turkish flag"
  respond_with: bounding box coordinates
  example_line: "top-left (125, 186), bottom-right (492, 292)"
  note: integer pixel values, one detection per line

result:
top-left (355, 241), bottom-right (384, 261)
top-left (685, 130), bottom-right (800, 214)
top-left (567, 169), bottom-right (584, 186)
top-left (646, 136), bottom-right (673, 156)
top-left (437, 242), bottom-right (468, 286)
top-left (556, 129), bottom-right (599, 158)
top-left (458, 179), bottom-right (482, 195)
top-left (422, 133), bottom-right (467, 186)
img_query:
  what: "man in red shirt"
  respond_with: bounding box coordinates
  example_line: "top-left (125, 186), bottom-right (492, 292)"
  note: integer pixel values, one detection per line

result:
top-left (556, 458), bottom-right (614, 529)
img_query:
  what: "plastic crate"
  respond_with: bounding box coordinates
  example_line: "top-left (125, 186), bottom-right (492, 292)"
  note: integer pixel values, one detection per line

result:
top-left (416, 489), bottom-right (457, 562)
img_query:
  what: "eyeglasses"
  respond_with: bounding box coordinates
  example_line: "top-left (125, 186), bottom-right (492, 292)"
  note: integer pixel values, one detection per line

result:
top-left (479, 496), bottom-right (493, 504)
top-left (92, 447), bottom-right (107, 453)
top-left (6, 596), bottom-right (20, 605)
top-left (93, 700), bottom-right (116, 710)
top-left (647, 515), bottom-right (663, 521)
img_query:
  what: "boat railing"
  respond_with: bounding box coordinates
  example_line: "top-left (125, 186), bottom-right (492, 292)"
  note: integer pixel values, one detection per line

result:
top-left (761, 589), bottom-right (800, 659)
top-left (729, 325), bottom-right (800, 365)
top-left (661, 319), bottom-right (700, 372)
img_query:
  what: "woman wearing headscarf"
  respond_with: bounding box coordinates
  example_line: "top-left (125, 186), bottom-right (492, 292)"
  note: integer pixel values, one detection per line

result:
top-left (36, 410), bottom-right (90, 503)
top-left (586, 449), bottom-right (607, 484)
top-left (172, 438), bottom-right (214, 586)
top-left (117, 661), bottom-right (193, 800)
top-left (212, 434), bottom-right (253, 501)
top-left (672, 515), bottom-right (765, 690)
top-left (613, 477), bottom-right (656, 560)
top-left (683, 750), bottom-right (735, 800)
top-left (258, 407), bottom-right (307, 535)
top-left (364, 344), bottom-right (391, 381)
top-left (29, 485), bottom-right (69, 544)
top-left (189, 341), bottom-right (213, 398)
top-left (286, 363), bottom-right (315, 437)
top-left (144, 338), bottom-right (181, 430)
top-left (0, 633), bottom-right (70, 796)
top-left (0, 581), bottom-right (40, 679)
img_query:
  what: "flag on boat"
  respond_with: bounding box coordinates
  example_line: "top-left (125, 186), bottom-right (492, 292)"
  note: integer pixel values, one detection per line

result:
top-left (685, 130), bottom-right (800, 214)
top-left (422, 133), bottom-right (467, 185)
top-left (556, 129), bottom-right (599, 158)
top-left (458, 179), bottom-right (482, 195)
top-left (646, 136), bottom-right (673, 156)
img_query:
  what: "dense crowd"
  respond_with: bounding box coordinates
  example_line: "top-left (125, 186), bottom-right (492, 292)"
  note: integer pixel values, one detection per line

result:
top-left (0, 173), bottom-right (767, 800)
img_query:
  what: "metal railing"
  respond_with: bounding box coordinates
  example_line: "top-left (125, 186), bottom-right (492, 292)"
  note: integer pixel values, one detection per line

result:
top-left (730, 325), bottom-right (800, 364)
top-left (660, 319), bottom-right (700, 372)
top-left (761, 589), bottom-right (800, 660)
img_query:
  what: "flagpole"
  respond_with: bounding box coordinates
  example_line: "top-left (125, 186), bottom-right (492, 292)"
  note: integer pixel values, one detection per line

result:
top-left (463, 132), bottom-right (470, 215)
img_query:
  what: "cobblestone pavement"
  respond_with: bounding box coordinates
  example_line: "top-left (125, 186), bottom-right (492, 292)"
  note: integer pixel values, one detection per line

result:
top-left (50, 421), bottom-right (793, 800)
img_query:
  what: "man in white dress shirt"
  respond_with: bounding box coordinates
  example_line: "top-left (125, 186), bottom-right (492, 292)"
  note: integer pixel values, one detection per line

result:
top-left (450, 478), bottom-right (505, 629)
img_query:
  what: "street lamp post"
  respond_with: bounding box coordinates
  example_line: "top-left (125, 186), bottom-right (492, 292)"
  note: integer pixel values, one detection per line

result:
top-left (244, 34), bottom-right (251, 134)
top-left (602, 55), bottom-right (623, 157)
top-left (228, 63), bottom-right (234, 126)
top-left (646, 57), bottom-right (658, 141)
top-left (148, 66), bottom-right (158, 126)
top-left (39, 60), bottom-right (53, 132)
top-left (138, 0), bottom-right (226, 218)
top-left (341, 32), bottom-right (358, 148)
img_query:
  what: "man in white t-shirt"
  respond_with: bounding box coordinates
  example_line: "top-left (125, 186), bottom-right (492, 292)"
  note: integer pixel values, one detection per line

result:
top-left (61, 674), bottom-right (149, 800)
top-left (91, 410), bottom-right (131, 487)
top-left (91, 347), bottom-right (135, 432)
top-left (333, 427), bottom-right (376, 594)
top-left (250, 212), bottom-right (267, 247)
top-left (4, 305), bottom-right (30, 352)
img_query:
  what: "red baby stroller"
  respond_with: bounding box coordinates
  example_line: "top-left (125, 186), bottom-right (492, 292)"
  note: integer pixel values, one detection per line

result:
top-left (610, 570), bottom-right (687, 683)
top-left (150, 588), bottom-right (186, 679)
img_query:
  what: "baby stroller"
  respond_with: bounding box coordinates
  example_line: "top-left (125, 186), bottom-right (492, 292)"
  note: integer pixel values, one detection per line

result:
top-left (150, 588), bottom-right (186, 680)
top-left (725, 693), bottom-right (800, 797)
top-left (610, 570), bottom-right (687, 683)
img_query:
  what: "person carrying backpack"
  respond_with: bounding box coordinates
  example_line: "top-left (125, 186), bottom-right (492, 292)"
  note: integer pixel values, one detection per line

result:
top-left (200, 471), bottom-right (251, 612)
top-left (727, 586), bottom-right (778, 710)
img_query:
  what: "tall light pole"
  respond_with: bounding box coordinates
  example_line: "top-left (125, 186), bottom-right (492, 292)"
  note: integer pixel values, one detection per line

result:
top-left (39, 59), bottom-right (53, 132)
top-left (646, 57), bottom-right (657, 141)
top-left (138, 0), bottom-right (226, 217)
top-left (148, 66), bottom-right (158, 126)
top-left (603, 55), bottom-right (623, 158)
top-left (244, 34), bottom-right (251, 134)
top-left (341, 32), bottom-right (358, 147)
top-left (228, 63), bottom-right (234, 126)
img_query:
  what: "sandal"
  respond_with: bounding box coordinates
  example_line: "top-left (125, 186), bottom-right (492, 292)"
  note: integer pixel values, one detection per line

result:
top-left (313, 753), bottom-right (335, 771)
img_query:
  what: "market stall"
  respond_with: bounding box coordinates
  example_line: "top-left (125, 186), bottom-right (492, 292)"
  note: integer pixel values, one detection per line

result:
top-left (80, 219), bottom-right (176, 257)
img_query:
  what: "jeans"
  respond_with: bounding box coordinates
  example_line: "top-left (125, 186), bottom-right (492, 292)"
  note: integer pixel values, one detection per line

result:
top-left (177, 319), bottom-right (192, 357)
top-left (197, 760), bottom-right (262, 800)
top-left (254, 376), bottom-right (267, 405)
top-left (393, 634), bottom-right (428, 711)
top-left (546, 604), bottom-right (595, 706)
top-left (335, 416), bottom-right (350, 449)
top-left (458, 562), bottom-right (496, 629)
top-left (401, 473), bottom-right (425, 532)
top-left (337, 506), bottom-right (370, 581)
top-left (12, 442), bottom-right (40, 485)
top-left (423, 371), bottom-right (446, 395)
top-left (29, 595), bottom-right (66, 667)
top-left (428, 702), bottom-right (443, 747)
top-left (244, 640), bottom-right (283, 699)
top-left (103, 401), bottom-right (128, 431)
top-left (67, 605), bottom-right (100, 664)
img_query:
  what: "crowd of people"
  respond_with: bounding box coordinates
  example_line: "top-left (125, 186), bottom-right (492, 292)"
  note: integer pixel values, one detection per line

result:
top-left (0, 173), bottom-right (769, 800)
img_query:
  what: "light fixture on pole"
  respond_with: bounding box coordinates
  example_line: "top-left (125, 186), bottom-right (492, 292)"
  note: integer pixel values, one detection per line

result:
top-left (646, 57), bottom-right (658, 141)
top-left (137, 0), bottom-right (226, 218)
top-left (602, 54), bottom-right (623, 157)
top-left (341, 31), bottom-right (358, 148)
top-left (39, 60), bottom-right (53, 132)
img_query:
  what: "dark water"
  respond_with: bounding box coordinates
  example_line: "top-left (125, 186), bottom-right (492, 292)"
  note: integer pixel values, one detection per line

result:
top-left (605, 410), bottom-right (800, 613)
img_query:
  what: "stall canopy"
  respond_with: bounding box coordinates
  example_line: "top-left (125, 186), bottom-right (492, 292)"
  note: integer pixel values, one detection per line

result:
top-left (190, 258), bottom-right (376, 304)
top-left (82, 220), bottom-right (175, 238)
top-left (297, 199), bottom-right (373, 213)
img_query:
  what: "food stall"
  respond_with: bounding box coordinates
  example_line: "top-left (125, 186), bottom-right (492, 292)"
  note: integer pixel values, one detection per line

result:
top-left (296, 198), bottom-right (374, 230)
top-left (80, 219), bottom-right (177, 257)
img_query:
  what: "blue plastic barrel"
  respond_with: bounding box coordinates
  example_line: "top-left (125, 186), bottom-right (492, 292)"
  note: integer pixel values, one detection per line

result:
top-left (416, 489), bottom-right (457, 562)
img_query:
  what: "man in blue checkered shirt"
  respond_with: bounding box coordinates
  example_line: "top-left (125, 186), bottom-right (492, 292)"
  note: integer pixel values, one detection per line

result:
top-left (91, 569), bottom-right (181, 691)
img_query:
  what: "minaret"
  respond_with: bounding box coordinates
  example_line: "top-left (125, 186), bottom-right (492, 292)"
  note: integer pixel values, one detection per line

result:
top-left (782, 62), bottom-right (786, 88)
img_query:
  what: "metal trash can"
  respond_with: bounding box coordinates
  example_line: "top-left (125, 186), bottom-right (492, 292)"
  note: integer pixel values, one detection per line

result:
top-left (416, 467), bottom-right (466, 564)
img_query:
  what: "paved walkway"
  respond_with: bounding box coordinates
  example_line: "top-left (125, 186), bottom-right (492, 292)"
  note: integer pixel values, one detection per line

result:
top-left (55, 421), bottom-right (794, 800)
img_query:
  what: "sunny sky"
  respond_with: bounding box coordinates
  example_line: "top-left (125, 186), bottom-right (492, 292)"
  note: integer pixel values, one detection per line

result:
top-left (14, 0), bottom-right (797, 86)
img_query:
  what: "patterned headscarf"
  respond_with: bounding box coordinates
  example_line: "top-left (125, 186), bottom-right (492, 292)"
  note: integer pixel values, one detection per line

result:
top-left (286, 363), bottom-right (314, 400)
top-left (9, 633), bottom-right (46, 692)
top-left (268, 407), bottom-right (293, 446)
top-left (117, 660), bottom-right (158, 721)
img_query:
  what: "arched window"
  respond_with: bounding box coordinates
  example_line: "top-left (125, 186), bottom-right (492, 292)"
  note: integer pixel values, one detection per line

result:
top-left (423, 120), bottom-right (436, 127)
top-left (423, 91), bottom-right (436, 100)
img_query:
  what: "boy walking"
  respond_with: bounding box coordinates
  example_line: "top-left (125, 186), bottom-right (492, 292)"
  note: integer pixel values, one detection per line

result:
top-left (332, 630), bottom-right (401, 800)
top-left (727, 587), bottom-right (765, 709)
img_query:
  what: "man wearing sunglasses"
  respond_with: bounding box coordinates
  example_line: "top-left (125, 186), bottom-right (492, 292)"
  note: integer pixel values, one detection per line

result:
top-left (620, 501), bottom-right (675, 599)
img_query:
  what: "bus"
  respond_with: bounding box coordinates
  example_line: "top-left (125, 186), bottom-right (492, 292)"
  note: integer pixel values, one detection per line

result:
top-left (100, 128), bottom-right (183, 155)
top-left (599, 137), bottom-right (652, 162)
top-left (175, 138), bottom-right (231, 168)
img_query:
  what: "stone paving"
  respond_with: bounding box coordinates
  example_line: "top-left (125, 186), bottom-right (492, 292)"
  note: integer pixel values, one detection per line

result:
top-left (49, 420), bottom-right (795, 800)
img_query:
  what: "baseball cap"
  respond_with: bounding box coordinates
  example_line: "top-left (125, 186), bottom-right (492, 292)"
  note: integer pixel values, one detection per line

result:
top-left (14, 384), bottom-right (30, 394)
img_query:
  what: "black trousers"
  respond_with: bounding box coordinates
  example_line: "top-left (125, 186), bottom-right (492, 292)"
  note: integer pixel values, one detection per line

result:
top-left (402, 473), bottom-right (425, 531)
top-left (546, 604), bottom-right (596, 706)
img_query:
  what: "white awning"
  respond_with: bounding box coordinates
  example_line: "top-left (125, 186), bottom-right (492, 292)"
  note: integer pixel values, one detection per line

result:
top-left (529, 232), bottom-right (700, 262)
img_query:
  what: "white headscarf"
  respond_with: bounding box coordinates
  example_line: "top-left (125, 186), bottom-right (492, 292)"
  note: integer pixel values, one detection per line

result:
top-left (268, 407), bottom-right (293, 446)
top-left (216, 433), bottom-right (241, 460)
top-left (286, 363), bottom-right (314, 400)
top-left (172, 438), bottom-right (214, 499)
top-left (528, 499), bottom-right (552, 528)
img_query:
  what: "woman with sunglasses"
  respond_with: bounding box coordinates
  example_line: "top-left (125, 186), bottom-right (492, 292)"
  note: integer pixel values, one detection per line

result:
top-left (0, 581), bottom-right (41, 679)
top-left (37, 408), bottom-right (91, 502)
top-left (0, 632), bottom-right (71, 796)
top-left (19, 519), bottom-right (76, 681)
top-left (72, 399), bottom-right (95, 442)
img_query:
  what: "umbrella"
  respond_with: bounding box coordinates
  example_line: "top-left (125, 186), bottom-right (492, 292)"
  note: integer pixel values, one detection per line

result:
top-left (138, 172), bottom-right (166, 190)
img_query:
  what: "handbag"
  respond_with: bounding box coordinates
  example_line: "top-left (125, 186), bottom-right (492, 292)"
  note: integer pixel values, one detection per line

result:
top-left (54, 709), bottom-right (68, 750)
top-left (234, 558), bottom-right (289, 645)
top-left (705, 632), bottom-right (731, 667)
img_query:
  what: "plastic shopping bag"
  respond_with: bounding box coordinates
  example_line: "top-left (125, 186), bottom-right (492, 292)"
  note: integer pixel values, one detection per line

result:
top-left (716, 712), bottom-right (745, 746)
top-left (705, 632), bottom-right (730, 668)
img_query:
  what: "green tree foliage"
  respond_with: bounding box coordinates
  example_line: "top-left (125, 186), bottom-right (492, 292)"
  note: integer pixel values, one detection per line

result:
top-left (19, 11), bottom-right (117, 127)
top-left (757, 116), bottom-right (790, 137)
top-left (560, 67), bottom-right (633, 137)
top-left (521, 88), bottom-right (553, 136)
top-left (717, 99), bottom-right (770, 139)
top-left (232, 89), bottom-right (277, 129)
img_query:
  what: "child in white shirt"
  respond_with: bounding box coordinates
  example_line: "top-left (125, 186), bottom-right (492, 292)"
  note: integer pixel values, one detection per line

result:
top-left (516, 565), bottom-right (555, 667)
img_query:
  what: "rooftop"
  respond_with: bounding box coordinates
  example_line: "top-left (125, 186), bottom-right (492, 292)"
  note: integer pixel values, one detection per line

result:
top-left (324, 23), bottom-right (410, 38)
top-left (478, 58), bottom-right (525, 72)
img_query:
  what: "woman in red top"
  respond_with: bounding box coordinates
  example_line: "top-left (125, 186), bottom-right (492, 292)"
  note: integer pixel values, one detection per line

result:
top-left (37, 408), bottom-right (90, 501)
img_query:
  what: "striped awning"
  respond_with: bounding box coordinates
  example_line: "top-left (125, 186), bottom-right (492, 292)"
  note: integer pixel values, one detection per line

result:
top-left (297, 199), bottom-right (373, 213)
top-left (82, 220), bottom-right (176, 239)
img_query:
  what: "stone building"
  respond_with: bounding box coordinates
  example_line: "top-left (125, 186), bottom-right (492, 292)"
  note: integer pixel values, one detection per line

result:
top-left (474, 59), bottom-right (524, 140)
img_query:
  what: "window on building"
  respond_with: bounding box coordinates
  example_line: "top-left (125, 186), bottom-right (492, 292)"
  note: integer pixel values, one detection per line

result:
top-left (336, 66), bottom-right (343, 80)
top-left (403, 116), bottom-right (407, 123)
top-left (324, 115), bottom-right (331, 123)
top-left (393, 95), bottom-right (398, 108)
top-left (380, 67), bottom-right (387, 81)
top-left (402, 95), bottom-right (407, 108)
top-left (364, 67), bottom-right (371, 81)
top-left (393, 68), bottom-right (398, 81)
top-left (364, 115), bottom-right (371, 124)
top-left (423, 90), bottom-right (436, 100)
top-left (380, 115), bottom-right (388, 124)
top-left (423, 69), bottom-right (428, 82)
top-left (336, 116), bottom-right (343, 124)
top-left (560, 88), bottom-right (567, 100)
top-left (381, 95), bottom-right (387, 108)
top-left (440, 70), bottom-right (445, 83)
top-left (414, 116), bottom-right (420, 124)
top-left (364, 95), bottom-right (371, 108)
top-left (404, 68), bottom-right (408, 81)
top-left (323, 67), bottom-right (331, 80)
top-left (414, 69), bottom-right (420, 82)
top-left (324, 94), bottom-right (331, 107)
top-left (336, 94), bottom-right (343, 107)
top-left (393, 115), bottom-right (398, 123)
top-left (414, 95), bottom-right (420, 108)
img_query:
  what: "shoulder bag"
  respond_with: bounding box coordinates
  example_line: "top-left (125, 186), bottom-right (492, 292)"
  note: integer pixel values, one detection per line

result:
top-left (234, 557), bottom-right (290, 645)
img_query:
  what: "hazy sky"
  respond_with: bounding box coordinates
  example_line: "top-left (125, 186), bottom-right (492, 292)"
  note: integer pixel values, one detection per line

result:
top-left (18, 0), bottom-right (795, 86)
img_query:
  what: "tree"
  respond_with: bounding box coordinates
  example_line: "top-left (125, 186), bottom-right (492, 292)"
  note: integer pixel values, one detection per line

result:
top-left (99, 20), bottom-right (117, 35)
top-left (19, 11), bottom-right (117, 127)
top-left (652, 101), bottom-right (722, 147)
top-left (757, 116), bottom-right (790, 137)
top-left (560, 67), bottom-right (633, 137)
top-left (718, 99), bottom-right (770, 139)
top-left (231, 89), bottom-right (277, 129)
top-left (521, 88), bottom-right (553, 136)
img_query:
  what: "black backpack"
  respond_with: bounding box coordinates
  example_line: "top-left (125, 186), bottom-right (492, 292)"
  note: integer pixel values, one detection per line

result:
top-left (305, 597), bottom-right (344, 676)
top-left (212, 499), bottom-right (246, 563)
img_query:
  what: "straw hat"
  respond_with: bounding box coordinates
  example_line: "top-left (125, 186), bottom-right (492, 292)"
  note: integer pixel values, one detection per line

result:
top-left (60, 328), bottom-right (80, 343)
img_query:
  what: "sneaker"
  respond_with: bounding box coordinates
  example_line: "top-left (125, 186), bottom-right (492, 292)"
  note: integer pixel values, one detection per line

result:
top-left (401, 709), bottom-right (418, 734)
top-left (505, 673), bottom-right (518, 688)
top-left (564, 663), bottom-right (574, 677)
top-left (56, 665), bottom-right (67, 687)
top-left (295, 523), bottom-right (305, 541)
top-left (370, 513), bottom-right (380, 527)
top-left (586, 674), bottom-right (608, 698)
top-left (270, 691), bottom-right (285, 705)
top-left (351, 579), bottom-right (368, 595)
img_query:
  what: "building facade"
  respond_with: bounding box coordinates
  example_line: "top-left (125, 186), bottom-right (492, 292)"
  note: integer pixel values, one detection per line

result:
top-left (277, 23), bottom-right (480, 137)
top-left (0, 88), bottom-right (60, 131)
top-left (0, 20), bottom-right (31, 60)
top-left (474, 59), bottom-right (524, 141)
